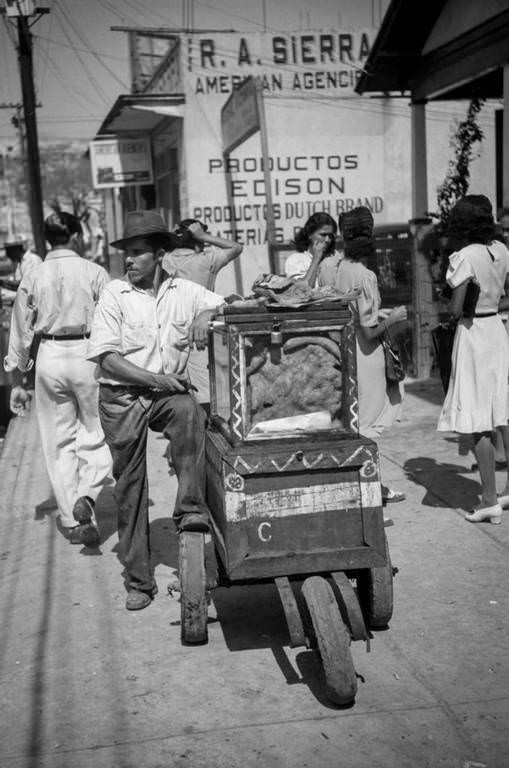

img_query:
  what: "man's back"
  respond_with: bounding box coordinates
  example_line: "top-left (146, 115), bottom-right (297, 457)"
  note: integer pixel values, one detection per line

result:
top-left (25, 248), bottom-right (109, 334)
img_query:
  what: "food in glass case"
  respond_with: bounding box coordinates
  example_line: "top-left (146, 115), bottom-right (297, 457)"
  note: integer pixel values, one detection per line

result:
top-left (245, 331), bottom-right (343, 431)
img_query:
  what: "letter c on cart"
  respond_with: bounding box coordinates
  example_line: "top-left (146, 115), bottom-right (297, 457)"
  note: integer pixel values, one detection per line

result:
top-left (258, 522), bottom-right (272, 542)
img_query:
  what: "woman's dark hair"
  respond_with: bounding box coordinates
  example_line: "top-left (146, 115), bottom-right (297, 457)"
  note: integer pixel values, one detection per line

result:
top-left (339, 206), bottom-right (376, 263)
top-left (293, 212), bottom-right (337, 255)
top-left (173, 218), bottom-right (209, 249)
top-left (446, 195), bottom-right (496, 245)
top-left (44, 211), bottom-right (82, 246)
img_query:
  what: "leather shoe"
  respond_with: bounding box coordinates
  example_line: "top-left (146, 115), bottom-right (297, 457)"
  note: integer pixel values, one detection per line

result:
top-left (465, 503), bottom-right (502, 525)
top-left (72, 496), bottom-right (95, 524)
top-left (67, 523), bottom-right (100, 546)
top-left (177, 512), bottom-right (210, 533)
top-left (126, 589), bottom-right (153, 611)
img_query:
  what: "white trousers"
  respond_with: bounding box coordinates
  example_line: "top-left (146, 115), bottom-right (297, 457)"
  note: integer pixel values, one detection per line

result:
top-left (35, 338), bottom-right (112, 528)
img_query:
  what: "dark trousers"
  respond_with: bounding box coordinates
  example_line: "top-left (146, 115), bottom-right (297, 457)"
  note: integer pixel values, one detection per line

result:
top-left (99, 385), bottom-right (208, 592)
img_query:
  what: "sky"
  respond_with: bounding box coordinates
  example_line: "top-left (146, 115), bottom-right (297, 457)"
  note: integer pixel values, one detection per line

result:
top-left (0, 0), bottom-right (388, 146)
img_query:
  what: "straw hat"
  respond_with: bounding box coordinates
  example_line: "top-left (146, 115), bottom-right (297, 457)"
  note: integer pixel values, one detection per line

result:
top-left (110, 210), bottom-right (177, 250)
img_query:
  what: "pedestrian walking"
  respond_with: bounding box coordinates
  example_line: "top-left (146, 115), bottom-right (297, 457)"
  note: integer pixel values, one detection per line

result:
top-left (437, 195), bottom-right (509, 524)
top-left (315, 206), bottom-right (408, 508)
top-left (162, 219), bottom-right (242, 406)
top-left (4, 211), bottom-right (112, 545)
top-left (87, 210), bottom-right (224, 611)
top-left (5, 235), bottom-right (42, 285)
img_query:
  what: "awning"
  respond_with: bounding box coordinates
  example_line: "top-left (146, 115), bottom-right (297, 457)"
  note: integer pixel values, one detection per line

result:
top-left (95, 93), bottom-right (185, 137)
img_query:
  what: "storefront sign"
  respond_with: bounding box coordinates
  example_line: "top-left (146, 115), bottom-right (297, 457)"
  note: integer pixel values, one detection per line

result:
top-left (89, 138), bottom-right (153, 189)
top-left (187, 30), bottom-right (371, 97)
top-left (174, 30), bottom-right (386, 293)
top-left (221, 76), bottom-right (259, 155)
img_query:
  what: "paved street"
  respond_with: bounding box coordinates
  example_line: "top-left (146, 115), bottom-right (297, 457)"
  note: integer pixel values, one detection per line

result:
top-left (1, 378), bottom-right (508, 768)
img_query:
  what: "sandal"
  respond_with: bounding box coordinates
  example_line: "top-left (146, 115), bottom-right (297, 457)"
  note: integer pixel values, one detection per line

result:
top-left (382, 488), bottom-right (406, 504)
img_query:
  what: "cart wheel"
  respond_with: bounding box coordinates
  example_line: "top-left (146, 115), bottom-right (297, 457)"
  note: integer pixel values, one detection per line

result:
top-left (357, 533), bottom-right (394, 629)
top-left (301, 576), bottom-right (357, 705)
top-left (179, 532), bottom-right (208, 645)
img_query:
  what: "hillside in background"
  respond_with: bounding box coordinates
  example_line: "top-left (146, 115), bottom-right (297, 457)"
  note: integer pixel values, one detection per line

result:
top-left (0, 139), bottom-right (94, 238)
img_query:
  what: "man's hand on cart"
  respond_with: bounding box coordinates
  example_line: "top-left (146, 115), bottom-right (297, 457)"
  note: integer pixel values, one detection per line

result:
top-left (10, 385), bottom-right (32, 417)
top-left (188, 309), bottom-right (217, 350)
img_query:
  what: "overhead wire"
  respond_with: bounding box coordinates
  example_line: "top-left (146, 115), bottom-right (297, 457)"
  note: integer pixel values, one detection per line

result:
top-left (35, 40), bottom-right (106, 112)
top-left (100, 0), bottom-right (140, 27)
top-left (54, 0), bottom-right (129, 90)
top-left (51, 1), bottom-right (113, 106)
top-left (36, 0), bottom-right (54, 97)
top-left (0, 20), bottom-right (16, 103)
top-left (120, 0), bottom-right (176, 26)
top-left (33, 33), bottom-right (127, 61)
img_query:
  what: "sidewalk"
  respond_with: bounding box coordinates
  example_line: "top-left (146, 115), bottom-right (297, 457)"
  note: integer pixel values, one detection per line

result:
top-left (0, 379), bottom-right (508, 768)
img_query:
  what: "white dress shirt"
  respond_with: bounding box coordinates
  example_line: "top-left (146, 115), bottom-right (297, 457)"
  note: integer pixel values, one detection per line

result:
top-left (4, 248), bottom-right (109, 373)
top-left (87, 275), bottom-right (223, 384)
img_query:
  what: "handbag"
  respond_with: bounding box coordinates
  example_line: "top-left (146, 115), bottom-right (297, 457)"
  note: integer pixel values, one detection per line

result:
top-left (431, 321), bottom-right (456, 393)
top-left (381, 332), bottom-right (405, 383)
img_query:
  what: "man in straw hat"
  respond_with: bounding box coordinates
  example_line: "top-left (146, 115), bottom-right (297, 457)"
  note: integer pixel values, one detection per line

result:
top-left (87, 210), bottom-right (224, 611)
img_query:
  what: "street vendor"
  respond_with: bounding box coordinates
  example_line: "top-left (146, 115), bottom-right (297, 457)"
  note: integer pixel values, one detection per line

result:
top-left (162, 219), bottom-right (243, 406)
top-left (87, 210), bottom-right (224, 611)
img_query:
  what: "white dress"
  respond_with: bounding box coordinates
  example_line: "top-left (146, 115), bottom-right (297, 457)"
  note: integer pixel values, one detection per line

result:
top-left (437, 241), bottom-right (509, 434)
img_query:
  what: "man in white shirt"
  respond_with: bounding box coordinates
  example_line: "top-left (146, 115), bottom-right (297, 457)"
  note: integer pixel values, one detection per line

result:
top-left (4, 236), bottom-right (42, 284)
top-left (4, 212), bottom-right (112, 546)
top-left (87, 210), bottom-right (224, 611)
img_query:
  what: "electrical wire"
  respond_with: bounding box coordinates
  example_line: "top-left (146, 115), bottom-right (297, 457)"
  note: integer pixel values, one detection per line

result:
top-left (120, 0), bottom-right (177, 26)
top-left (36, 41), bottom-right (106, 112)
top-left (0, 21), bottom-right (16, 103)
top-left (51, 2), bottom-right (113, 106)
top-left (54, 0), bottom-right (129, 90)
top-left (33, 32), bottom-right (127, 61)
top-left (100, 0), bottom-right (140, 27)
top-left (35, 1), bottom-right (54, 97)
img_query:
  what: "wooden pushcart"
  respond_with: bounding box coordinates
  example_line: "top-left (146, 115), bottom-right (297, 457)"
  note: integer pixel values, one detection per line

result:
top-left (178, 303), bottom-right (394, 705)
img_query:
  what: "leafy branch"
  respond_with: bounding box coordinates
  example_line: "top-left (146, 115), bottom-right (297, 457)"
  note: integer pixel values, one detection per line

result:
top-left (434, 96), bottom-right (486, 231)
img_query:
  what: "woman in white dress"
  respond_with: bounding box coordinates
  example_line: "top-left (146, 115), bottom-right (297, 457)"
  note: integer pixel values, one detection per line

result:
top-left (437, 195), bottom-right (509, 524)
top-left (284, 212), bottom-right (341, 284)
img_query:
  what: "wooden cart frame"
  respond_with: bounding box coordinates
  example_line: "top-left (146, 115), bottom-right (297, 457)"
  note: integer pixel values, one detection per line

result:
top-left (178, 306), bottom-right (395, 705)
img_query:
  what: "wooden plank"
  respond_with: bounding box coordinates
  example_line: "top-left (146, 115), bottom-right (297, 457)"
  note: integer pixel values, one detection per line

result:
top-left (227, 545), bottom-right (387, 581)
top-left (331, 571), bottom-right (369, 642)
top-left (178, 532), bottom-right (208, 645)
top-left (301, 576), bottom-right (357, 705)
top-left (275, 576), bottom-right (307, 648)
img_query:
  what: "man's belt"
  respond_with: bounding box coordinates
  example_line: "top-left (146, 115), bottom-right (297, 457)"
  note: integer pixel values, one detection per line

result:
top-left (39, 332), bottom-right (90, 340)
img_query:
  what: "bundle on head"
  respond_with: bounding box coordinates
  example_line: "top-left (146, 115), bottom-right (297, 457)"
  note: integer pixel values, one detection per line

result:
top-left (339, 206), bottom-right (375, 262)
top-left (447, 194), bottom-right (496, 246)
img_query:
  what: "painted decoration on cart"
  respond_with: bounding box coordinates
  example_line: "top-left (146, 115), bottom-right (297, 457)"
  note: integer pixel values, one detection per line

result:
top-left (230, 444), bottom-right (378, 475)
top-left (225, 479), bottom-right (381, 522)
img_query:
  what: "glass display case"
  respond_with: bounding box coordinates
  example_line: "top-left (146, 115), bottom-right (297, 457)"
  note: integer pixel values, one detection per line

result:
top-left (208, 304), bottom-right (358, 444)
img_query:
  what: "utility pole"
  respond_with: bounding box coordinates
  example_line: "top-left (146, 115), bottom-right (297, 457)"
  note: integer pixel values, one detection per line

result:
top-left (1, 2), bottom-right (49, 257)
